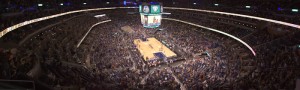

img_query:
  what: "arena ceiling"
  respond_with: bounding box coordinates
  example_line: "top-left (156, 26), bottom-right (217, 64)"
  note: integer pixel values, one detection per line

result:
top-left (1, 0), bottom-right (299, 8)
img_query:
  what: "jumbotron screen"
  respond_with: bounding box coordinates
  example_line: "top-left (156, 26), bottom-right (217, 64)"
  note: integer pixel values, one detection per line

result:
top-left (140, 15), bottom-right (161, 28)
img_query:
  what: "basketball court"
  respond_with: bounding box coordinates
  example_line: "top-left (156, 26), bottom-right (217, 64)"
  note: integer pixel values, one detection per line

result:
top-left (134, 37), bottom-right (177, 61)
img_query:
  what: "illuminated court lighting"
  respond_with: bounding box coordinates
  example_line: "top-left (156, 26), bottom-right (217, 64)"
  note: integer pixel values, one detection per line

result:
top-left (83, 3), bottom-right (87, 5)
top-left (163, 18), bottom-right (256, 56)
top-left (162, 13), bottom-right (171, 15)
top-left (60, 3), bottom-right (64, 6)
top-left (94, 14), bottom-right (106, 18)
top-left (38, 4), bottom-right (43, 7)
top-left (246, 6), bottom-right (251, 9)
top-left (292, 9), bottom-right (298, 12)
top-left (214, 4), bottom-right (219, 6)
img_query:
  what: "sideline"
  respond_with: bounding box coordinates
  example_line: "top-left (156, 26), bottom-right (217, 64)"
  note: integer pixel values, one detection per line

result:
top-left (76, 20), bottom-right (111, 48)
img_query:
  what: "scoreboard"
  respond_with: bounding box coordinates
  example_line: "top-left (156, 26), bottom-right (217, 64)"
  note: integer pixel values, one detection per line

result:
top-left (140, 15), bottom-right (161, 28)
top-left (139, 2), bottom-right (163, 28)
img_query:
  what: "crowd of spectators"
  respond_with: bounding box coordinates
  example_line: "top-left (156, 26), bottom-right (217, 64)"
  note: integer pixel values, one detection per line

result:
top-left (1, 14), bottom-right (101, 89)
top-left (0, 7), bottom-right (299, 90)
top-left (166, 9), bottom-right (300, 89)
top-left (76, 11), bottom-right (255, 89)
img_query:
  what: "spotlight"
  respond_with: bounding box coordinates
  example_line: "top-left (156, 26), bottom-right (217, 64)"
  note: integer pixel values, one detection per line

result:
top-left (292, 9), bottom-right (298, 12)
top-left (246, 6), bottom-right (251, 9)
top-left (38, 4), bottom-right (43, 7)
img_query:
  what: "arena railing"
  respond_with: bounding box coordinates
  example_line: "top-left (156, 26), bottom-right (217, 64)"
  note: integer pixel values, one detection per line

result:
top-left (0, 7), bottom-right (137, 38)
top-left (164, 7), bottom-right (300, 29)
